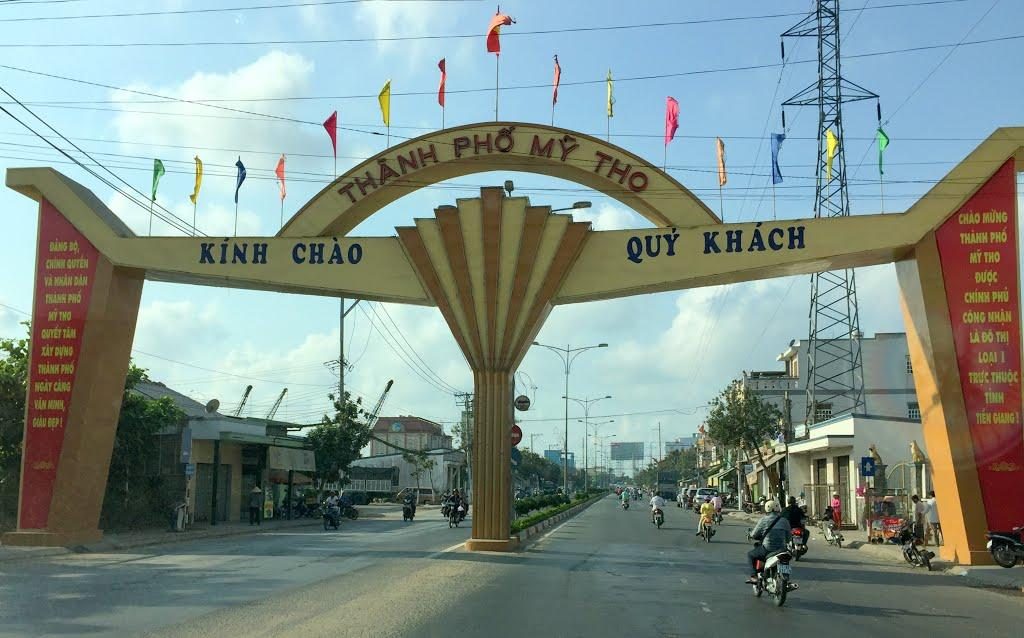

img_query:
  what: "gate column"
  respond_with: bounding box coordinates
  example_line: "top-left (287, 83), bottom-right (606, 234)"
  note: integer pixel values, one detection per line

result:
top-left (398, 188), bottom-right (590, 551)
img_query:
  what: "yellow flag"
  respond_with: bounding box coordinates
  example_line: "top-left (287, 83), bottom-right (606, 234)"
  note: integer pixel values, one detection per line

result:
top-left (378, 80), bottom-right (391, 127)
top-left (189, 156), bottom-right (203, 205)
top-left (606, 69), bottom-right (614, 118)
top-left (825, 129), bottom-right (838, 180)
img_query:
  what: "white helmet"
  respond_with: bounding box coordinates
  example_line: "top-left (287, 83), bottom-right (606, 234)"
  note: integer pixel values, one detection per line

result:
top-left (765, 500), bottom-right (781, 514)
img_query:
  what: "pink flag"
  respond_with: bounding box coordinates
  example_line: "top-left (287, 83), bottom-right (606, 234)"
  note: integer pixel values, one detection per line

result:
top-left (664, 97), bottom-right (679, 146)
top-left (275, 154), bottom-right (286, 201)
top-left (552, 55), bottom-right (561, 106)
top-left (438, 58), bottom-right (446, 107)
top-left (486, 11), bottom-right (514, 54)
top-left (323, 111), bottom-right (338, 158)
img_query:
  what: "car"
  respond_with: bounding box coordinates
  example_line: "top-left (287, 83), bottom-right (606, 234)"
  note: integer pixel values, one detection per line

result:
top-left (691, 488), bottom-right (720, 511)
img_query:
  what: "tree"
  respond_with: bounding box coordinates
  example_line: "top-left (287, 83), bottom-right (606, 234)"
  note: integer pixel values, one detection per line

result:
top-left (514, 449), bottom-right (561, 489)
top-left (705, 380), bottom-right (785, 501)
top-left (307, 391), bottom-right (371, 486)
top-left (0, 331), bottom-right (29, 529)
top-left (402, 450), bottom-right (436, 495)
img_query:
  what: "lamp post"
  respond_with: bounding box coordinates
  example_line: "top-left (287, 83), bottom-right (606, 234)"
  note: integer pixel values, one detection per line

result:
top-left (551, 201), bottom-right (592, 213)
top-left (566, 395), bottom-right (611, 490)
top-left (533, 341), bottom-right (608, 493)
top-left (587, 429), bottom-right (616, 488)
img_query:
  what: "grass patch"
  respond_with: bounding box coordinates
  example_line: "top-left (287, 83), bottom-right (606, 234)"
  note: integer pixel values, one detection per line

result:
top-left (510, 490), bottom-right (606, 534)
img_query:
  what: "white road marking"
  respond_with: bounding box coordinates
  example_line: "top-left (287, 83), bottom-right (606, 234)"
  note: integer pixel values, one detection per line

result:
top-left (426, 542), bottom-right (467, 559)
top-left (699, 602), bottom-right (712, 613)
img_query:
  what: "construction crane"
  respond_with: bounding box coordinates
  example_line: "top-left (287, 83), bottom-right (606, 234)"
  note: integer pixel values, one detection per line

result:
top-left (266, 388), bottom-right (288, 420)
top-left (366, 380), bottom-right (394, 431)
top-left (232, 384), bottom-right (253, 417)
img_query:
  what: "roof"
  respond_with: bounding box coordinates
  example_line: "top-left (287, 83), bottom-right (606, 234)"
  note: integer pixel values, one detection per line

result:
top-left (373, 415), bottom-right (445, 435)
top-left (134, 381), bottom-right (213, 418)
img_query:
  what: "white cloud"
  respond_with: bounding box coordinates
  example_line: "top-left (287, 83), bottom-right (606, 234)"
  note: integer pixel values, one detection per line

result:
top-left (575, 202), bottom-right (643, 230)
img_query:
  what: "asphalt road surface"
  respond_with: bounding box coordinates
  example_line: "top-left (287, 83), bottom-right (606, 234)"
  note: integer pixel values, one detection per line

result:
top-left (1, 497), bottom-right (1020, 637)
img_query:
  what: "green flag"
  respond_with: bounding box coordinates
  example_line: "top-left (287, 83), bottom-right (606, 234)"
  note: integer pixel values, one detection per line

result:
top-left (151, 158), bottom-right (165, 201)
top-left (877, 128), bottom-right (890, 175)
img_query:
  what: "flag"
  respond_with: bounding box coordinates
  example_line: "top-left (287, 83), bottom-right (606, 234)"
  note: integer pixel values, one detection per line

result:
top-left (716, 137), bottom-right (727, 187)
top-left (486, 11), bottom-right (514, 54)
top-left (151, 159), bottom-right (165, 201)
top-left (437, 58), bottom-right (446, 107)
top-left (552, 55), bottom-right (561, 106)
top-left (826, 128), bottom-right (838, 180)
top-left (234, 157), bottom-right (246, 204)
top-left (275, 154), bottom-right (286, 201)
top-left (606, 69), bottom-right (614, 117)
top-left (877, 127), bottom-right (890, 175)
top-left (664, 96), bottom-right (679, 146)
top-left (323, 110), bottom-right (338, 158)
top-left (378, 80), bottom-right (391, 127)
top-left (188, 156), bottom-right (203, 205)
top-left (771, 133), bottom-right (785, 185)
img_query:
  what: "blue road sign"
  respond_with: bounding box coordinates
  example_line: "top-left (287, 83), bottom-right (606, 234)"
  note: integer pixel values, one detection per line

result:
top-left (860, 457), bottom-right (876, 477)
top-left (511, 447), bottom-right (522, 467)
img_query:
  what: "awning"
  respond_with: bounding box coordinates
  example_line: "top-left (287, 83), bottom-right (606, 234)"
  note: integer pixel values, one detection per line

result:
top-left (708, 467), bottom-right (736, 482)
top-left (789, 435), bottom-right (854, 455)
top-left (269, 469), bottom-right (313, 485)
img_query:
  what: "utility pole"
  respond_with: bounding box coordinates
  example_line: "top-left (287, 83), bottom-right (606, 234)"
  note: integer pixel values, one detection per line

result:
top-left (782, 0), bottom-right (875, 426)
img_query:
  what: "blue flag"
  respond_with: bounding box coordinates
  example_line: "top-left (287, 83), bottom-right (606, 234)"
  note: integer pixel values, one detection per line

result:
top-left (234, 157), bottom-right (247, 204)
top-left (770, 133), bottom-right (785, 185)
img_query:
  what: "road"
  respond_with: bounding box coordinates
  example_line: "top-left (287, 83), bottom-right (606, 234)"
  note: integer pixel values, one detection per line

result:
top-left (0, 497), bottom-right (1020, 637)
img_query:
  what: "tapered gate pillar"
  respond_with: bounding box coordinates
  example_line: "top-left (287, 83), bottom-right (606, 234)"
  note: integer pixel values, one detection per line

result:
top-left (398, 188), bottom-right (590, 551)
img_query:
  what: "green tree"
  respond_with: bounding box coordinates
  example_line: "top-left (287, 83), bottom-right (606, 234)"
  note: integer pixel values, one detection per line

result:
top-left (307, 391), bottom-right (371, 485)
top-left (705, 380), bottom-right (784, 499)
top-left (402, 450), bottom-right (437, 495)
top-left (0, 332), bottom-right (29, 529)
top-left (514, 449), bottom-right (561, 489)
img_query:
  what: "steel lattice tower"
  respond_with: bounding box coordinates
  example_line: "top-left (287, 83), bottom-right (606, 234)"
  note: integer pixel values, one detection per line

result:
top-left (782, 0), bottom-right (877, 424)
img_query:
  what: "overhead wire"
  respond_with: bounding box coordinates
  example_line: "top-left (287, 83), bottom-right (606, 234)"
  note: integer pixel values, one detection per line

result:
top-left (362, 301), bottom-right (464, 394)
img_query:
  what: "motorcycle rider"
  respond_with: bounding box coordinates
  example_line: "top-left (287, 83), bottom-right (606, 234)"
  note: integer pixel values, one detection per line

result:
top-left (650, 491), bottom-right (666, 524)
top-left (697, 496), bottom-right (715, 535)
top-left (621, 489), bottom-right (630, 508)
top-left (746, 500), bottom-right (792, 584)
top-left (784, 496), bottom-right (807, 544)
top-left (711, 493), bottom-right (724, 521)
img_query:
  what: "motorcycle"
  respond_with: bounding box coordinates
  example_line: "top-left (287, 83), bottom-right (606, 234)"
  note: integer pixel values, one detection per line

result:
top-left (340, 504), bottom-right (359, 520)
top-left (819, 515), bottom-right (844, 548)
top-left (894, 519), bottom-right (934, 570)
top-left (621, 500), bottom-right (630, 511)
top-left (449, 503), bottom-right (464, 528)
top-left (699, 519), bottom-right (715, 542)
top-left (713, 509), bottom-right (723, 525)
top-left (441, 498), bottom-right (452, 519)
top-left (322, 504), bottom-right (341, 531)
top-left (787, 527), bottom-right (809, 561)
top-left (402, 499), bottom-right (416, 522)
top-left (986, 526), bottom-right (1024, 568)
top-left (653, 508), bottom-right (664, 529)
top-left (752, 546), bottom-right (798, 607)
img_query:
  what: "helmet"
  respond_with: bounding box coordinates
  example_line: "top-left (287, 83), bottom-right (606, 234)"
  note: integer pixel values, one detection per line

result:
top-left (765, 501), bottom-right (781, 514)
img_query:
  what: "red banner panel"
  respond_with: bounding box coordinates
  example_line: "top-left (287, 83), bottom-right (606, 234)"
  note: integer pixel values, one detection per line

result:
top-left (936, 159), bottom-right (1023, 532)
top-left (18, 200), bottom-right (99, 529)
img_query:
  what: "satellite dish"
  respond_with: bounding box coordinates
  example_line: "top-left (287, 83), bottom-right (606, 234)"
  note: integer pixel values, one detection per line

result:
top-left (205, 399), bottom-right (220, 414)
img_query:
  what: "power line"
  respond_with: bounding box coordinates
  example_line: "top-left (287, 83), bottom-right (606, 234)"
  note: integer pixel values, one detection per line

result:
top-left (0, 1), bottom-right (973, 42)
top-left (362, 302), bottom-right (464, 394)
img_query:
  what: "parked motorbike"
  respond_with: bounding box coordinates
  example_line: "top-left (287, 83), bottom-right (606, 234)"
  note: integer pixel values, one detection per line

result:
top-left (322, 504), bottom-right (341, 531)
top-left (699, 519), bottom-right (715, 542)
top-left (653, 508), bottom-right (664, 529)
top-left (819, 515), bottom-right (844, 548)
top-left (986, 526), bottom-right (1024, 568)
top-left (894, 519), bottom-right (934, 570)
top-left (787, 527), bottom-right (809, 561)
top-left (751, 546), bottom-right (797, 607)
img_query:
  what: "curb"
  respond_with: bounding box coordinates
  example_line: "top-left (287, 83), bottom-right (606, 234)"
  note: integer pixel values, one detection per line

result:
top-left (513, 494), bottom-right (607, 547)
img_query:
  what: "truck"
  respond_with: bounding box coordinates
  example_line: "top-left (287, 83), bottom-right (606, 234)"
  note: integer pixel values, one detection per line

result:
top-left (657, 470), bottom-right (681, 501)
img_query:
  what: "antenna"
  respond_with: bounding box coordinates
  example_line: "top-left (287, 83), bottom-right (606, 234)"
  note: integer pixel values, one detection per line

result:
top-left (205, 398), bottom-right (220, 414)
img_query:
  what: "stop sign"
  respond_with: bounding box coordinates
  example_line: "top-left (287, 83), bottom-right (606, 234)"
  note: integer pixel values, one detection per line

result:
top-left (511, 424), bottom-right (523, 447)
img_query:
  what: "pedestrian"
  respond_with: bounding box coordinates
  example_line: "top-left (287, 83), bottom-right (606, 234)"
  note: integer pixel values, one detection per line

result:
top-left (830, 492), bottom-right (842, 530)
top-left (911, 494), bottom-right (927, 543)
top-left (249, 486), bottom-right (263, 526)
top-left (925, 490), bottom-right (942, 547)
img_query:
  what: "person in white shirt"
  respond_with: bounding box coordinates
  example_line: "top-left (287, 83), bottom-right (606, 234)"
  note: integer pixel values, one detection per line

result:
top-left (925, 490), bottom-right (941, 547)
top-left (650, 492), bottom-right (666, 524)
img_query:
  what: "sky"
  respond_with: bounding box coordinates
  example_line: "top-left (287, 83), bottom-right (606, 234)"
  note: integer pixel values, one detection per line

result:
top-left (0, 0), bottom-right (1022, 473)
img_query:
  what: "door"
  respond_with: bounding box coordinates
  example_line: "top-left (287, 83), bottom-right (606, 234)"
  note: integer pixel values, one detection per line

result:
top-left (836, 455), bottom-right (850, 525)
top-left (813, 458), bottom-right (828, 518)
top-left (195, 463), bottom-right (232, 523)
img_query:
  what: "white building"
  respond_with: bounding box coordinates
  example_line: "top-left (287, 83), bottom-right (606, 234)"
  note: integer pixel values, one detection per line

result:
top-left (665, 437), bottom-right (696, 455)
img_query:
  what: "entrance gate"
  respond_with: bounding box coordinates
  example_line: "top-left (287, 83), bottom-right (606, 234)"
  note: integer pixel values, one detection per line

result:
top-left (3, 122), bottom-right (1022, 564)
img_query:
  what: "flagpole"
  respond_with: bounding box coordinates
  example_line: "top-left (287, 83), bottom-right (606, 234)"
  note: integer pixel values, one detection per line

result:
top-left (551, 101), bottom-right (554, 127)
top-left (386, 124), bottom-right (390, 149)
top-left (148, 200), bottom-right (154, 236)
top-left (442, 105), bottom-right (445, 131)
top-left (494, 55), bottom-right (500, 121)
top-left (663, 144), bottom-right (667, 172)
top-left (234, 202), bottom-right (238, 237)
top-left (280, 199), bottom-right (284, 229)
top-left (719, 185), bottom-right (724, 222)
top-left (880, 174), bottom-right (885, 215)
top-left (606, 114), bottom-right (610, 142)
top-left (192, 201), bottom-right (197, 237)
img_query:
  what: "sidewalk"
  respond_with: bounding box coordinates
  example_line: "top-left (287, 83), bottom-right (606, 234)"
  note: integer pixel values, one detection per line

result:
top-left (0, 504), bottom-right (403, 565)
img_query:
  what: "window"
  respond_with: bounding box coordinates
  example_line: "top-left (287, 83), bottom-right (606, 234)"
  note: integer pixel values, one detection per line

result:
top-left (906, 355), bottom-right (913, 375)
top-left (814, 403), bottom-right (832, 423)
top-left (908, 402), bottom-right (921, 421)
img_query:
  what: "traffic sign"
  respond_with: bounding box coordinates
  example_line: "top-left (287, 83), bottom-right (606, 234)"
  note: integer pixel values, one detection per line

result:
top-left (514, 395), bottom-right (531, 411)
top-left (511, 447), bottom-right (522, 467)
top-left (511, 424), bottom-right (523, 447)
top-left (184, 463), bottom-right (195, 478)
top-left (860, 457), bottom-right (876, 477)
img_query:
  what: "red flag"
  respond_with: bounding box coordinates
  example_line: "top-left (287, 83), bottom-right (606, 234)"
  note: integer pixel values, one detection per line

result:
top-left (323, 110), bottom-right (337, 158)
top-left (664, 96), bottom-right (679, 146)
top-left (438, 58), bottom-right (446, 107)
top-left (486, 11), bottom-right (514, 54)
top-left (275, 154), bottom-right (286, 201)
top-left (552, 55), bottom-right (561, 106)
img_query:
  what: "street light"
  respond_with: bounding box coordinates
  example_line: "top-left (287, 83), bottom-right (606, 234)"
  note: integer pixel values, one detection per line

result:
top-left (586, 427), bottom-right (616, 488)
top-left (565, 395), bottom-right (610, 489)
top-left (552, 201), bottom-right (593, 213)
top-left (533, 341), bottom-right (608, 493)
